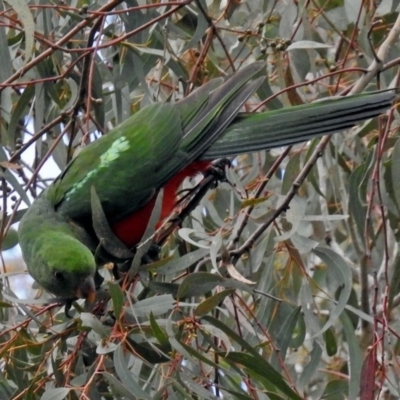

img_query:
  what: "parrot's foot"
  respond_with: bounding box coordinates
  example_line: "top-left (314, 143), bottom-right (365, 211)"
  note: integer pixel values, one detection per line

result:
top-left (155, 158), bottom-right (232, 247)
top-left (204, 158), bottom-right (231, 185)
top-left (142, 243), bottom-right (161, 264)
top-left (176, 158), bottom-right (231, 207)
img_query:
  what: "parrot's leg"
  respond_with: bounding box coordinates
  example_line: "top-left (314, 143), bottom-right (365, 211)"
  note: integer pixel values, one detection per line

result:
top-left (177, 157), bottom-right (232, 211)
top-left (175, 158), bottom-right (232, 206)
top-left (155, 158), bottom-right (232, 247)
top-left (65, 300), bottom-right (74, 318)
top-left (204, 157), bottom-right (232, 185)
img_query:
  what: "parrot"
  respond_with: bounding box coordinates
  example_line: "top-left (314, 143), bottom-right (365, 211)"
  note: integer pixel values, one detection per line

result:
top-left (18, 62), bottom-right (396, 302)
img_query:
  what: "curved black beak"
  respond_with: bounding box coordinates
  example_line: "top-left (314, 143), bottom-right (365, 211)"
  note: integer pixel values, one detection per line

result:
top-left (75, 276), bottom-right (96, 303)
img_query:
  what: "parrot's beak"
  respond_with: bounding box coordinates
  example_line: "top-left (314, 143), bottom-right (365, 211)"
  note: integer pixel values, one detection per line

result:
top-left (75, 276), bottom-right (96, 303)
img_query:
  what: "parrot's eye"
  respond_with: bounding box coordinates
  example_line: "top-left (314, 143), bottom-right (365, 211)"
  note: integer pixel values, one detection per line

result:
top-left (54, 271), bottom-right (65, 282)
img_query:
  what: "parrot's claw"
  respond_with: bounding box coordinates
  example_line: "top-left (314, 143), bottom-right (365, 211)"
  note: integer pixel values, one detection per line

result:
top-left (156, 161), bottom-right (231, 247)
top-left (65, 300), bottom-right (73, 318)
top-left (176, 157), bottom-right (231, 207)
top-left (142, 243), bottom-right (161, 264)
top-left (205, 158), bottom-right (232, 184)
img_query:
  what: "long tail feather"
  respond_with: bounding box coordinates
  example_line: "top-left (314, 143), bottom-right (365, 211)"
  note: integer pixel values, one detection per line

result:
top-left (201, 91), bottom-right (395, 159)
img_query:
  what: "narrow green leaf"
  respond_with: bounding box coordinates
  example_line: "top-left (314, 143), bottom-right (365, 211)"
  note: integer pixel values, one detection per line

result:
top-left (287, 40), bottom-right (332, 50)
top-left (202, 315), bottom-right (258, 355)
top-left (322, 380), bottom-right (348, 399)
top-left (127, 294), bottom-right (175, 317)
top-left (180, 371), bottom-right (218, 400)
top-left (79, 313), bottom-right (110, 338)
top-left (108, 281), bottom-right (124, 320)
top-left (91, 186), bottom-right (134, 259)
top-left (345, 0), bottom-right (365, 24)
top-left (125, 336), bottom-right (170, 364)
top-left (177, 272), bottom-right (224, 299)
top-left (202, 316), bottom-right (302, 399)
top-left (200, 324), bottom-right (231, 353)
top-left (324, 327), bottom-right (338, 356)
top-left (7, 85), bottom-right (34, 147)
top-left (1, 227), bottom-right (19, 250)
top-left (114, 345), bottom-right (151, 400)
top-left (391, 138), bottom-right (400, 209)
top-left (4, 0), bottom-right (35, 65)
top-left (40, 388), bottom-right (71, 400)
top-left (129, 189), bottom-right (163, 276)
top-left (310, 246), bottom-right (352, 338)
top-left (299, 283), bottom-right (323, 339)
top-left (178, 228), bottom-right (211, 249)
top-left (46, 136), bottom-right (68, 171)
top-left (0, 25), bottom-right (13, 82)
top-left (182, 2), bottom-right (208, 52)
top-left (349, 165), bottom-right (366, 242)
top-left (166, 313), bottom-right (194, 361)
top-left (156, 248), bottom-right (209, 275)
top-left (195, 289), bottom-right (234, 317)
top-left (224, 352), bottom-right (302, 400)
top-left (341, 311), bottom-right (362, 399)
top-left (389, 252), bottom-right (400, 309)
top-left (147, 281), bottom-right (179, 296)
top-left (297, 342), bottom-right (323, 393)
top-left (51, 354), bottom-right (64, 387)
top-left (271, 306), bottom-right (303, 369)
top-left (219, 388), bottom-right (254, 400)
top-left (101, 372), bottom-right (136, 400)
top-left (281, 152), bottom-right (300, 195)
top-left (149, 312), bottom-right (169, 347)
top-left (0, 146), bottom-right (30, 206)
top-left (178, 340), bottom-right (221, 370)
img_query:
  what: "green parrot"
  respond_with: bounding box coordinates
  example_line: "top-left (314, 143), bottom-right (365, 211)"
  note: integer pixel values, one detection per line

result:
top-left (18, 62), bottom-right (395, 302)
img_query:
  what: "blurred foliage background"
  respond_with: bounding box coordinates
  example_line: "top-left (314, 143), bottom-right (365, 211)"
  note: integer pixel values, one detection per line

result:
top-left (1, 0), bottom-right (400, 399)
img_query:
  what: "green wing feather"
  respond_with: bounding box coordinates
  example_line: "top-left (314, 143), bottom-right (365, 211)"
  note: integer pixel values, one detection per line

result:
top-left (49, 63), bottom-right (265, 223)
top-left (49, 102), bottom-right (183, 222)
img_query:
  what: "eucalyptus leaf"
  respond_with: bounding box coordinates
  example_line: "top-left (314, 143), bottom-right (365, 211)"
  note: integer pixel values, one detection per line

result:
top-left (287, 40), bottom-right (332, 50)
top-left (40, 388), bottom-right (71, 400)
top-left (4, 0), bottom-right (35, 65)
top-left (128, 294), bottom-right (175, 317)
top-left (101, 372), bottom-right (137, 400)
top-left (177, 272), bottom-right (224, 299)
top-left (80, 313), bottom-right (111, 339)
top-left (156, 248), bottom-right (209, 275)
top-left (114, 345), bottom-right (151, 400)
top-left (309, 247), bottom-right (352, 338)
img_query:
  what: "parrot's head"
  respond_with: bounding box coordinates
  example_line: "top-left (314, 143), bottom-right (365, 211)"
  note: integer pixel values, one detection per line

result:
top-left (23, 232), bottom-right (97, 302)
